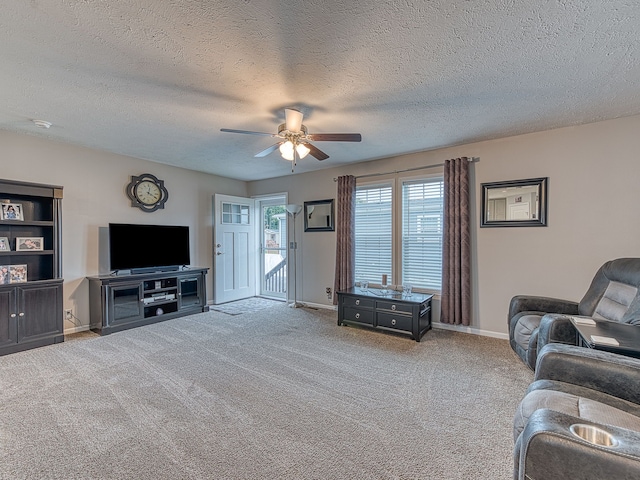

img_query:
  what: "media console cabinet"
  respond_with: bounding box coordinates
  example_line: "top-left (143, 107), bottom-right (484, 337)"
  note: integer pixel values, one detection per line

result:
top-left (88, 268), bottom-right (208, 335)
top-left (337, 287), bottom-right (433, 342)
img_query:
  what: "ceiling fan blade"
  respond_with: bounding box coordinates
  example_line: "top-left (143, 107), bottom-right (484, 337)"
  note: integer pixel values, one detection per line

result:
top-left (254, 143), bottom-right (282, 158)
top-left (303, 142), bottom-right (330, 161)
top-left (284, 108), bottom-right (304, 133)
top-left (220, 128), bottom-right (278, 137)
top-left (306, 133), bottom-right (362, 142)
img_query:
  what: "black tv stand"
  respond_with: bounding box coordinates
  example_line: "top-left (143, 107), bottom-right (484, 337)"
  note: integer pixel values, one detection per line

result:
top-left (88, 268), bottom-right (208, 335)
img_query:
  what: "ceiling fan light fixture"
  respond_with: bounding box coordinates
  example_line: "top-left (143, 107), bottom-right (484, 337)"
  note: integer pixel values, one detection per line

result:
top-left (221, 108), bottom-right (361, 168)
top-left (279, 141), bottom-right (295, 161)
top-left (296, 143), bottom-right (310, 159)
top-left (284, 108), bottom-right (303, 133)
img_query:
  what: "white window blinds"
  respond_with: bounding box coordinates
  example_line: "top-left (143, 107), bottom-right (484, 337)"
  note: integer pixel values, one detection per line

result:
top-left (355, 184), bottom-right (392, 283)
top-left (402, 179), bottom-right (444, 290)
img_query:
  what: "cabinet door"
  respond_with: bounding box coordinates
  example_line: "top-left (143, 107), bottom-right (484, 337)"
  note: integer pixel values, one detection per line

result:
top-left (0, 289), bottom-right (18, 347)
top-left (178, 277), bottom-right (203, 308)
top-left (16, 283), bottom-right (62, 343)
top-left (108, 283), bottom-right (143, 325)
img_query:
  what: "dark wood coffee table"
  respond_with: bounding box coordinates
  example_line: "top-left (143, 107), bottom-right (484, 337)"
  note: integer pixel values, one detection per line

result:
top-left (337, 287), bottom-right (433, 341)
top-left (570, 317), bottom-right (640, 359)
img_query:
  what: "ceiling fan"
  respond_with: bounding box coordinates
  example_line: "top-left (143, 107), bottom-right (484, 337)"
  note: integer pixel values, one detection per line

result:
top-left (220, 108), bottom-right (362, 171)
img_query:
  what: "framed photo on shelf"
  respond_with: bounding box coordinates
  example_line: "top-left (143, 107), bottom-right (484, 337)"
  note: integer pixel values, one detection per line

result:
top-left (0, 237), bottom-right (9, 251)
top-left (9, 264), bottom-right (27, 283)
top-left (1, 203), bottom-right (23, 221)
top-left (0, 265), bottom-right (9, 284)
top-left (16, 237), bottom-right (44, 251)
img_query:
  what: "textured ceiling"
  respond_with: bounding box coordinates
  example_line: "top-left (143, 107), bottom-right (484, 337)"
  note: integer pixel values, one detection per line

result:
top-left (1, 1), bottom-right (639, 181)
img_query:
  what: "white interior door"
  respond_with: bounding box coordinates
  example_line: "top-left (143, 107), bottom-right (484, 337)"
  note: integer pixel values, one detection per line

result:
top-left (213, 194), bottom-right (256, 304)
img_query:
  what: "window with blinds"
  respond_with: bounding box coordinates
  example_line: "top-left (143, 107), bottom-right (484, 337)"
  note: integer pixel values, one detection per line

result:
top-left (402, 179), bottom-right (444, 290)
top-left (354, 178), bottom-right (444, 291)
top-left (354, 184), bottom-right (392, 283)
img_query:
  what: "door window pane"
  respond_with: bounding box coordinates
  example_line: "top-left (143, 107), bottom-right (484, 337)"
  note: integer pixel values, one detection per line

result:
top-left (222, 202), bottom-right (251, 224)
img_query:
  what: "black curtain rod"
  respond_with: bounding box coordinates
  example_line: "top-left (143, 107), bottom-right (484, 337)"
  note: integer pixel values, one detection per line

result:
top-left (333, 157), bottom-right (477, 182)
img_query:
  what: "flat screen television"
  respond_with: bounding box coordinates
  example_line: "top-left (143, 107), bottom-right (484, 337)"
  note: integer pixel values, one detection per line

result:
top-left (109, 223), bottom-right (190, 273)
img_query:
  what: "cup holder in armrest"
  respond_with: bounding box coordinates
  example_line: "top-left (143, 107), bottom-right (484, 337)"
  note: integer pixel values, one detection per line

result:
top-left (570, 424), bottom-right (619, 448)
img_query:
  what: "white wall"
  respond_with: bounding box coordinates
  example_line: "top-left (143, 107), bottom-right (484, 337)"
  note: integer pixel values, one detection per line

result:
top-left (0, 130), bottom-right (247, 332)
top-left (3, 114), bottom-right (639, 337)
top-left (249, 169), bottom-right (340, 307)
top-left (249, 115), bottom-right (640, 337)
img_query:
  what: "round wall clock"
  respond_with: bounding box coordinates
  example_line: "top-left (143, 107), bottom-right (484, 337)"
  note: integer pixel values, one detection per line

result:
top-left (126, 173), bottom-right (169, 212)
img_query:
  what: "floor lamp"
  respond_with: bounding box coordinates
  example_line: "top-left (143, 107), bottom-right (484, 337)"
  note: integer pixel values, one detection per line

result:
top-left (286, 204), bottom-right (302, 308)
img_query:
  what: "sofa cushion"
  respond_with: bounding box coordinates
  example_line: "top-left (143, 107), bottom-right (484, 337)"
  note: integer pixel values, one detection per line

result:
top-left (528, 379), bottom-right (640, 416)
top-left (513, 313), bottom-right (542, 350)
top-left (592, 281), bottom-right (638, 321)
top-left (579, 258), bottom-right (640, 321)
top-left (513, 389), bottom-right (640, 441)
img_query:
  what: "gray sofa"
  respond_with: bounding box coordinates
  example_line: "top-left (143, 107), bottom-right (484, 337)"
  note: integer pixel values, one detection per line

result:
top-left (513, 344), bottom-right (640, 479)
top-left (509, 258), bottom-right (640, 370)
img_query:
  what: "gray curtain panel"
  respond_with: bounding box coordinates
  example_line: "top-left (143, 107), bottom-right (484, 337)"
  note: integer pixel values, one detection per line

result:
top-left (441, 157), bottom-right (471, 325)
top-left (333, 175), bottom-right (356, 305)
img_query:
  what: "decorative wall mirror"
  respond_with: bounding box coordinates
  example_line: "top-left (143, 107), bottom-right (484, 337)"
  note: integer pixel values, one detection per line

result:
top-left (481, 177), bottom-right (548, 227)
top-left (304, 199), bottom-right (335, 232)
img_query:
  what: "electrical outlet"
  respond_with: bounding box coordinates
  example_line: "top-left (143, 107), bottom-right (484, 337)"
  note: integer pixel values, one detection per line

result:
top-left (325, 287), bottom-right (332, 299)
top-left (64, 309), bottom-right (73, 320)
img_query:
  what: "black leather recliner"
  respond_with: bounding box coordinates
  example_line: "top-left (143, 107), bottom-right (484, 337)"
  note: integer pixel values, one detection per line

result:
top-left (513, 344), bottom-right (640, 479)
top-left (508, 258), bottom-right (640, 370)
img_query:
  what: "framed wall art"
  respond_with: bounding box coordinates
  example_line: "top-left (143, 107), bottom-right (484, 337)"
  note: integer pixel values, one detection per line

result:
top-left (304, 199), bottom-right (335, 232)
top-left (481, 177), bottom-right (548, 227)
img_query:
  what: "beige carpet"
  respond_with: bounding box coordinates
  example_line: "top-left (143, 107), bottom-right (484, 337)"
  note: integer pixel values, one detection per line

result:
top-left (208, 297), bottom-right (283, 315)
top-left (0, 304), bottom-right (532, 479)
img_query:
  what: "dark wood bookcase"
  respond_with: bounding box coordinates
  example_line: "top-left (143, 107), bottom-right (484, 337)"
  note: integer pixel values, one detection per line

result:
top-left (0, 179), bottom-right (64, 355)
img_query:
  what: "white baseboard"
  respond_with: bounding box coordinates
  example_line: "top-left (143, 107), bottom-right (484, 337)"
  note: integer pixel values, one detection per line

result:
top-left (303, 302), bottom-right (506, 338)
top-left (299, 302), bottom-right (337, 311)
top-left (62, 306), bottom-right (506, 340)
top-left (432, 321), bottom-right (508, 340)
top-left (64, 325), bottom-right (91, 335)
